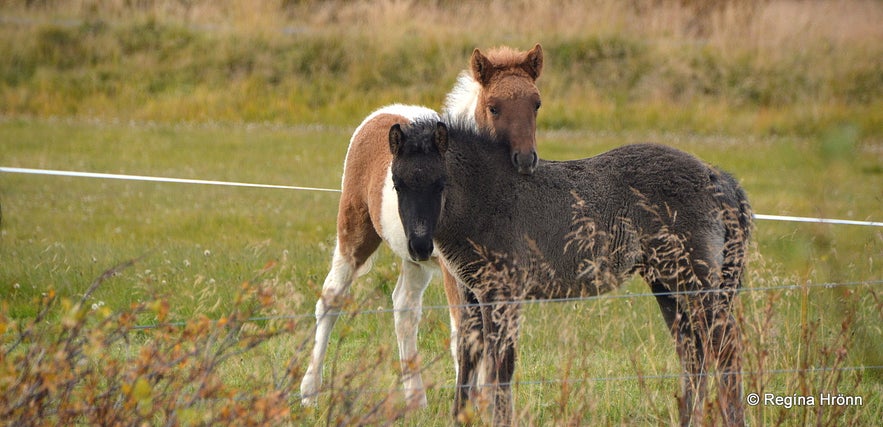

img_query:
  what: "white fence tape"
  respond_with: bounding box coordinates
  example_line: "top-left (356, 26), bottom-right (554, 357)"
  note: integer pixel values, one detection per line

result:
top-left (0, 166), bottom-right (341, 193)
top-left (2, 166), bottom-right (881, 227)
top-left (752, 213), bottom-right (882, 227)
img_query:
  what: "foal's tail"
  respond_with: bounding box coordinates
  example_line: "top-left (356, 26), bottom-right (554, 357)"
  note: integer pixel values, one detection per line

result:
top-left (713, 169), bottom-right (753, 291)
top-left (708, 169), bottom-right (752, 426)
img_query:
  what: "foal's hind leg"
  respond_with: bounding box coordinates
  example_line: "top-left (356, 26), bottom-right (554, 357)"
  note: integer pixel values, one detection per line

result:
top-left (300, 227), bottom-right (382, 405)
top-left (453, 287), bottom-right (486, 422)
top-left (392, 260), bottom-right (434, 407)
top-left (709, 294), bottom-right (743, 426)
top-left (651, 280), bottom-right (709, 426)
top-left (300, 245), bottom-right (357, 405)
top-left (651, 279), bottom-right (743, 426)
top-left (480, 296), bottom-right (520, 427)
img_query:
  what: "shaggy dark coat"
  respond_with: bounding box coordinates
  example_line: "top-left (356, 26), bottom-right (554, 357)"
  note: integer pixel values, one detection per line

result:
top-left (389, 119), bottom-right (751, 426)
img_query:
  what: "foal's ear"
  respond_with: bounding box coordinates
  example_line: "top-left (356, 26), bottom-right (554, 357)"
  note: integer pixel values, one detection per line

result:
top-left (523, 43), bottom-right (543, 80)
top-left (434, 122), bottom-right (448, 154)
top-left (389, 123), bottom-right (404, 155)
top-left (470, 48), bottom-right (495, 86)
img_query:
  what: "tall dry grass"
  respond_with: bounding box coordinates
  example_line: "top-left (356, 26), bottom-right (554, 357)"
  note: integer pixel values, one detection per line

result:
top-left (1, 0), bottom-right (880, 135)
top-left (10, 0), bottom-right (881, 49)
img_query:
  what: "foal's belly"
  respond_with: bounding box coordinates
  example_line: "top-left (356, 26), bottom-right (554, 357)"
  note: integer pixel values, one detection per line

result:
top-left (526, 274), bottom-right (632, 299)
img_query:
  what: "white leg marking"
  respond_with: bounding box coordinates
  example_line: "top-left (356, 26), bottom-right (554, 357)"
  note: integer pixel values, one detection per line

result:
top-left (392, 260), bottom-right (434, 408)
top-left (300, 244), bottom-right (355, 406)
top-left (449, 310), bottom-right (460, 380)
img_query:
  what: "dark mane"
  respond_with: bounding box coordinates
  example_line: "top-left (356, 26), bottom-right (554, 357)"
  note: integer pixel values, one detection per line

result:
top-left (444, 116), bottom-right (505, 149)
top-left (402, 116), bottom-right (502, 148)
top-left (401, 116), bottom-right (512, 172)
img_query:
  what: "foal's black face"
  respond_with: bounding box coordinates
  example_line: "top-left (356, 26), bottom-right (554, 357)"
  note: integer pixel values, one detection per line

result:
top-left (389, 122), bottom-right (449, 262)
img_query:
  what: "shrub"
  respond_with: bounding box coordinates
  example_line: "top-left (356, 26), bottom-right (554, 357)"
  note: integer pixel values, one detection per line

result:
top-left (0, 260), bottom-right (299, 425)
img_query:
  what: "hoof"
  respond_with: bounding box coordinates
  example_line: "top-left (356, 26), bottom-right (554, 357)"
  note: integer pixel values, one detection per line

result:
top-left (300, 374), bottom-right (320, 406)
top-left (410, 393), bottom-right (428, 409)
top-left (405, 388), bottom-right (428, 409)
top-left (300, 396), bottom-right (318, 406)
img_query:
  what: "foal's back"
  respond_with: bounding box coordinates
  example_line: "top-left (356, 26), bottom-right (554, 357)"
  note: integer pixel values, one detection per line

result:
top-left (541, 144), bottom-right (733, 290)
top-left (439, 138), bottom-right (748, 297)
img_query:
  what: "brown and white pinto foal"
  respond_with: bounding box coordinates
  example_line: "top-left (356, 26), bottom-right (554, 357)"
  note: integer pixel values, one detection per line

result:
top-left (300, 44), bottom-right (544, 407)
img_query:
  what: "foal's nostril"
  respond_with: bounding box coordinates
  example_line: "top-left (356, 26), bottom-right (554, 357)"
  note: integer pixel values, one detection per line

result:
top-left (513, 151), bottom-right (538, 175)
top-left (408, 237), bottom-right (433, 262)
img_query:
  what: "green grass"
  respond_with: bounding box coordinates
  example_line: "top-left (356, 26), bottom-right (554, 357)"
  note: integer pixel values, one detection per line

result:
top-left (0, 119), bottom-right (345, 318)
top-left (2, 117), bottom-right (881, 424)
top-left (1, 0), bottom-right (882, 424)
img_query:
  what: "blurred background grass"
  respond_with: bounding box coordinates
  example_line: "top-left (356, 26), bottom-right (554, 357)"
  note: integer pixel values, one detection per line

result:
top-left (1, 1), bottom-right (881, 425)
top-left (1, 0), bottom-right (881, 136)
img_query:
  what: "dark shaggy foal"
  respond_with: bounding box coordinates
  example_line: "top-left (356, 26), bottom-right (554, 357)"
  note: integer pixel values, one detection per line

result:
top-left (388, 120), bottom-right (751, 426)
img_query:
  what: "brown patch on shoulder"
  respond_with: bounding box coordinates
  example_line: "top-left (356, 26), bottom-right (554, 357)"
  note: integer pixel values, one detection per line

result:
top-left (336, 113), bottom-right (408, 263)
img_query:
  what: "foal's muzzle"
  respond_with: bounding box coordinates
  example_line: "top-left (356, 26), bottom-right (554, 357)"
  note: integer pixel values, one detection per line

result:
top-left (513, 150), bottom-right (538, 175)
top-left (408, 235), bottom-right (434, 262)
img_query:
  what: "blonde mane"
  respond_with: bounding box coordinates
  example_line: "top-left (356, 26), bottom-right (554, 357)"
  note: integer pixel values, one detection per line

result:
top-left (442, 71), bottom-right (480, 126)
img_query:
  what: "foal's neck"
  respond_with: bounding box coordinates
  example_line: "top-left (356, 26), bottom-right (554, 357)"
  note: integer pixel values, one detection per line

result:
top-left (443, 132), bottom-right (517, 219)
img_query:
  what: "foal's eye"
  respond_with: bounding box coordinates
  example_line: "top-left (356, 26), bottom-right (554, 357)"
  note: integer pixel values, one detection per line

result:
top-left (535, 101), bottom-right (542, 112)
top-left (488, 105), bottom-right (499, 117)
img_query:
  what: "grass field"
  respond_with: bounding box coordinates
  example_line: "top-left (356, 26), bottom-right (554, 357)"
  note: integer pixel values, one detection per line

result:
top-left (1, 0), bottom-right (882, 425)
top-left (2, 118), bottom-right (880, 425)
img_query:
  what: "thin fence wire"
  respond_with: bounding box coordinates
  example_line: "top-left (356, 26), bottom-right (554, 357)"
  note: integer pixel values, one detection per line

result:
top-left (361, 364), bottom-right (883, 397)
top-left (3, 166), bottom-right (882, 227)
top-left (132, 279), bottom-right (883, 330)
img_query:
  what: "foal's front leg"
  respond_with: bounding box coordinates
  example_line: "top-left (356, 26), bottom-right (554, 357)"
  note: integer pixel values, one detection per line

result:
top-left (482, 293), bottom-right (520, 426)
top-left (301, 212), bottom-right (382, 406)
top-left (392, 260), bottom-right (434, 407)
top-left (300, 245), bottom-right (357, 405)
top-left (453, 287), bottom-right (485, 423)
